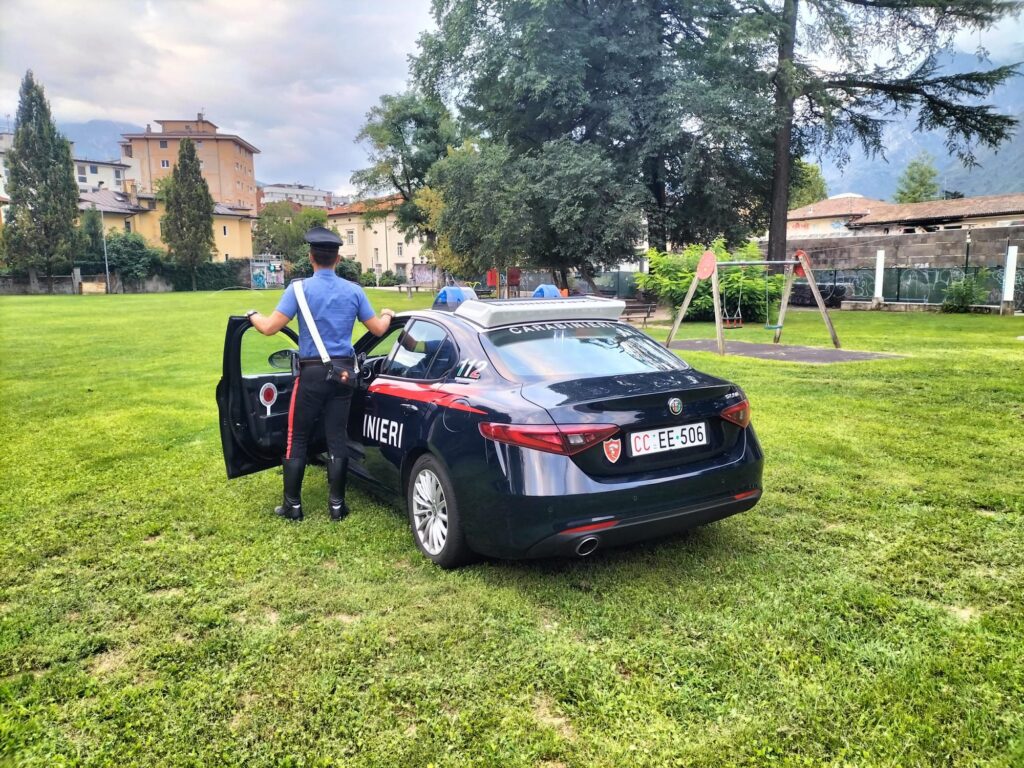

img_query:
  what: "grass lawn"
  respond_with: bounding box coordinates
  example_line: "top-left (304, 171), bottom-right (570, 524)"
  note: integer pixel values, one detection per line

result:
top-left (1, 289), bottom-right (1022, 767)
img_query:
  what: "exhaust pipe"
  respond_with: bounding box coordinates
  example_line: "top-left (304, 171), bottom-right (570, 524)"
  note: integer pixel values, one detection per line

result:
top-left (575, 536), bottom-right (600, 557)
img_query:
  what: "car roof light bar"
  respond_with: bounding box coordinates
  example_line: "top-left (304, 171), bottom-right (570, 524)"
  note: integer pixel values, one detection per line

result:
top-left (453, 296), bottom-right (626, 328)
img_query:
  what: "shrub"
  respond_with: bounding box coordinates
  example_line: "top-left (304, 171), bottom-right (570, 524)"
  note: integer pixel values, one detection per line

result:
top-left (159, 260), bottom-right (244, 291)
top-left (336, 258), bottom-right (362, 282)
top-left (359, 271), bottom-right (378, 287)
top-left (636, 239), bottom-right (783, 323)
top-left (941, 269), bottom-right (990, 313)
top-left (377, 269), bottom-right (403, 287)
top-left (105, 232), bottom-right (162, 285)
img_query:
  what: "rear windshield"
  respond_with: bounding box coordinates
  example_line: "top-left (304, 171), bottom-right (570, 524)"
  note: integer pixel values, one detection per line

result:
top-left (481, 321), bottom-right (688, 381)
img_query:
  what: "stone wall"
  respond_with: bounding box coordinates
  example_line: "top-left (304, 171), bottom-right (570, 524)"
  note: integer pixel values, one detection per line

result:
top-left (776, 226), bottom-right (1024, 270)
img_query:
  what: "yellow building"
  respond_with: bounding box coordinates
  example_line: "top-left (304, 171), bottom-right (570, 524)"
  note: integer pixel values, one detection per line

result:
top-left (326, 195), bottom-right (426, 279)
top-left (78, 189), bottom-right (255, 262)
top-left (119, 114), bottom-right (260, 211)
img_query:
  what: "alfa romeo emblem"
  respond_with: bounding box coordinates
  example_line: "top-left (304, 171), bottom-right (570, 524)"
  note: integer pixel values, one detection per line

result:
top-left (668, 397), bottom-right (683, 416)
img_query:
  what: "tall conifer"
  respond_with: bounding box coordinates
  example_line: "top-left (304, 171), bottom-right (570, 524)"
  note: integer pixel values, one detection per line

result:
top-left (1, 70), bottom-right (80, 292)
top-left (161, 137), bottom-right (214, 290)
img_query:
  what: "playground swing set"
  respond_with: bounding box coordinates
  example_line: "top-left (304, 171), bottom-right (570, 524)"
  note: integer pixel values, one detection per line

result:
top-left (664, 249), bottom-right (841, 355)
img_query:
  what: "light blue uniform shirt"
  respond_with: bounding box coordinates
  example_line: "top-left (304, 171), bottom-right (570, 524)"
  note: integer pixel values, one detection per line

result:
top-left (275, 270), bottom-right (375, 359)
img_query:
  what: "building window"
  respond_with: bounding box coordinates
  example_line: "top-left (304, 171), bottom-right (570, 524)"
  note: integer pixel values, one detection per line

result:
top-left (346, 230), bottom-right (354, 245)
top-left (196, 140), bottom-right (203, 147)
top-left (114, 169), bottom-right (122, 179)
top-left (223, 225), bottom-right (228, 236)
top-left (123, 145), bottom-right (133, 158)
top-left (89, 165), bottom-right (98, 174)
top-left (373, 247), bottom-right (379, 262)
top-left (161, 159), bottom-right (170, 168)
top-left (78, 175), bottom-right (87, 183)
top-left (125, 220), bottom-right (132, 233)
top-left (396, 243), bottom-right (403, 257)
top-left (159, 140), bottom-right (168, 149)
top-left (77, 164), bottom-right (85, 174)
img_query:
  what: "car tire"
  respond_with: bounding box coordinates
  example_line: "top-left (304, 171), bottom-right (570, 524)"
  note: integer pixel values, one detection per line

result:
top-left (406, 454), bottom-right (472, 569)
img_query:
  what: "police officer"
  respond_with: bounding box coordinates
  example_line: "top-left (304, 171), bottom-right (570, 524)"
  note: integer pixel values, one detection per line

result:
top-left (247, 227), bottom-right (395, 521)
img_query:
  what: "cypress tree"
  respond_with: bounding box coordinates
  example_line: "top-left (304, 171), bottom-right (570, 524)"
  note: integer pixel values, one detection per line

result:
top-left (162, 137), bottom-right (214, 291)
top-left (1, 70), bottom-right (80, 292)
top-left (79, 207), bottom-right (106, 262)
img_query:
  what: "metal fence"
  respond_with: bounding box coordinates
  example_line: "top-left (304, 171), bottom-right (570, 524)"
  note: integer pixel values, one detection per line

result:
top-left (808, 266), bottom-right (1008, 305)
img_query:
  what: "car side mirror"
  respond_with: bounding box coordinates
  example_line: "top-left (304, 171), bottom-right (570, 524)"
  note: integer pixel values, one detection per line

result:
top-left (268, 349), bottom-right (297, 370)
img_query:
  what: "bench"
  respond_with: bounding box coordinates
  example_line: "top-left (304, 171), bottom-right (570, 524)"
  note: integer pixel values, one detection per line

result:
top-left (403, 284), bottom-right (428, 298)
top-left (620, 302), bottom-right (657, 328)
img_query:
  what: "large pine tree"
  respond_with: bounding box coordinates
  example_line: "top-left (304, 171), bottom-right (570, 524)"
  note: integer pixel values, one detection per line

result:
top-left (894, 153), bottom-right (940, 203)
top-left (161, 137), bottom-right (214, 291)
top-left (1, 71), bottom-right (80, 292)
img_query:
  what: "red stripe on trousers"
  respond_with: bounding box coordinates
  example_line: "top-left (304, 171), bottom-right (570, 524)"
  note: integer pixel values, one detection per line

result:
top-left (285, 378), bottom-right (300, 459)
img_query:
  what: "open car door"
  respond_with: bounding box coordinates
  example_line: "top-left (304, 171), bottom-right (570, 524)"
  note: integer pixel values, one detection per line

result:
top-left (216, 316), bottom-right (301, 478)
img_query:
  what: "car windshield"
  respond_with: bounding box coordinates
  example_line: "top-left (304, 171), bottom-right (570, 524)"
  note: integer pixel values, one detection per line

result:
top-left (481, 321), bottom-right (688, 381)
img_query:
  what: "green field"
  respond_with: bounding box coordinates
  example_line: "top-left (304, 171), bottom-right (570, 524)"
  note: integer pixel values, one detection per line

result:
top-left (1, 290), bottom-right (1022, 767)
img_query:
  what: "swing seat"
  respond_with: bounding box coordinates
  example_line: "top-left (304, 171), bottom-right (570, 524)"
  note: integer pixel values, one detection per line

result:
top-left (764, 323), bottom-right (783, 330)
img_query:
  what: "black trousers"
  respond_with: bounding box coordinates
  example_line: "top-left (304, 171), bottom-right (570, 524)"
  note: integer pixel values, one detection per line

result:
top-left (285, 364), bottom-right (353, 461)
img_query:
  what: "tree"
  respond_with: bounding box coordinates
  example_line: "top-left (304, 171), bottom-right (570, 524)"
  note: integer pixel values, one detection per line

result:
top-left (0, 71), bottom-right (80, 291)
top-left (788, 159), bottom-right (828, 210)
top-left (760, 0), bottom-right (1020, 261)
top-left (105, 231), bottom-right (161, 287)
top-left (161, 137), bottom-right (214, 290)
top-left (78, 207), bottom-right (105, 262)
top-left (894, 153), bottom-right (940, 203)
top-left (351, 91), bottom-right (460, 243)
top-left (427, 142), bottom-right (535, 290)
top-left (253, 202), bottom-right (328, 264)
top-left (413, 0), bottom-right (775, 252)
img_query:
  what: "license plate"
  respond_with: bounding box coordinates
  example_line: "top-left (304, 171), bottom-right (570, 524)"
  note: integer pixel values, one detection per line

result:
top-left (629, 422), bottom-right (708, 457)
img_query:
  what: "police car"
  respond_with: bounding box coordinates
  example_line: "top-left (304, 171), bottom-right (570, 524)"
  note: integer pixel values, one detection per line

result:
top-left (217, 295), bottom-right (764, 567)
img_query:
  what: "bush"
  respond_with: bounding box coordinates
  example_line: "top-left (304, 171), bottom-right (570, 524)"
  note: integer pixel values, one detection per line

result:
top-left (359, 271), bottom-right (378, 287)
top-left (105, 232), bottom-right (162, 284)
top-left (159, 260), bottom-right (244, 291)
top-left (941, 269), bottom-right (990, 313)
top-left (636, 239), bottom-right (783, 323)
top-left (336, 258), bottom-right (362, 282)
top-left (377, 269), bottom-right (403, 287)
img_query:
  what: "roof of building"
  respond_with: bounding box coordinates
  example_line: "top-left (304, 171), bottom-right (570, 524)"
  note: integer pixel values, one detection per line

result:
top-left (214, 203), bottom-right (256, 219)
top-left (327, 194), bottom-right (404, 217)
top-left (74, 157), bottom-right (130, 168)
top-left (120, 132), bottom-right (260, 154)
top-left (156, 118), bottom-right (219, 129)
top-left (0, 193), bottom-right (9, 204)
top-left (78, 189), bottom-right (145, 215)
top-left (850, 193), bottom-right (1024, 226)
top-left (788, 193), bottom-right (888, 221)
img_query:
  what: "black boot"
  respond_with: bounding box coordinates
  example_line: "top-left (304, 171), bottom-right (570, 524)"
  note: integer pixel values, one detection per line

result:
top-left (274, 458), bottom-right (305, 521)
top-left (327, 456), bottom-right (350, 521)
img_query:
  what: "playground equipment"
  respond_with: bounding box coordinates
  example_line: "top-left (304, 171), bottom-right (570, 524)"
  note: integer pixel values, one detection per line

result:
top-left (664, 249), bottom-right (841, 355)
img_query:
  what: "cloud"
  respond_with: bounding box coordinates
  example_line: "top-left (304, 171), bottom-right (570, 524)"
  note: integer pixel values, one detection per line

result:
top-left (0, 0), bottom-right (435, 194)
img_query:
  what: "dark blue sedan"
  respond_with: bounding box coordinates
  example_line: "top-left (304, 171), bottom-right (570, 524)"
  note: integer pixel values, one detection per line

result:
top-left (218, 297), bottom-right (763, 567)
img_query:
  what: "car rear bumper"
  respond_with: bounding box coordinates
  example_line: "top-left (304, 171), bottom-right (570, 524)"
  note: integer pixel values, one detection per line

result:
top-left (524, 489), bottom-right (761, 558)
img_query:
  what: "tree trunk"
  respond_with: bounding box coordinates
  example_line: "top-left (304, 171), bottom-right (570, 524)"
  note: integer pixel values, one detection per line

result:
top-left (191, 267), bottom-right (198, 292)
top-left (559, 268), bottom-right (569, 291)
top-left (643, 155), bottom-right (668, 253)
top-left (766, 0), bottom-right (799, 264)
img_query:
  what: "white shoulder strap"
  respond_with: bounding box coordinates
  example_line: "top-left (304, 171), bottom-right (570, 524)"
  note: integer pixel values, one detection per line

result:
top-left (293, 280), bottom-right (330, 364)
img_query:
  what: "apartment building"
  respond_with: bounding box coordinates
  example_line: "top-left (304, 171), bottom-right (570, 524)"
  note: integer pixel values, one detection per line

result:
top-left (119, 113), bottom-right (260, 210)
top-left (326, 195), bottom-right (426, 279)
top-left (73, 157), bottom-right (129, 193)
top-left (260, 182), bottom-right (336, 210)
top-left (77, 188), bottom-right (255, 261)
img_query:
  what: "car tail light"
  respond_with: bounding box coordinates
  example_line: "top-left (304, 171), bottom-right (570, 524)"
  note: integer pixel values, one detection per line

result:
top-left (721, 400), bottom-right (751, 428)
top-left (479, 423), bottom-right (619, 456)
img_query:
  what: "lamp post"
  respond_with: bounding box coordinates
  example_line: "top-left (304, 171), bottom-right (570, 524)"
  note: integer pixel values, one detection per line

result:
top-left (99, 208), bottom-right (111, 294)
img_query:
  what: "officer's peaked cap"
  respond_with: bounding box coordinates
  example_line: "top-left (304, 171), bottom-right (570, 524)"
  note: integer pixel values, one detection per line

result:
top-left (304, 226), bottom-right (342, 248)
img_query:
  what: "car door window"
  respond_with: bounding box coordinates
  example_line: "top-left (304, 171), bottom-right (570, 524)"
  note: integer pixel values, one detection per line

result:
top-left (241, 326), bottom-right (297, 377)
top-left (385, 320), bottom-right (456, 380)
top-left (363, 325), bottom-right (404, 361)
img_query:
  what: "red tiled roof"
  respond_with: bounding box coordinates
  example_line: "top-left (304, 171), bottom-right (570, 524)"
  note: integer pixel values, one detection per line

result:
top-left (788, 195), bottom-right (888, 221)
top-left (850, 193), bottom-right (1024, 226)
top-left (327, 194), bottom-right (404, 217)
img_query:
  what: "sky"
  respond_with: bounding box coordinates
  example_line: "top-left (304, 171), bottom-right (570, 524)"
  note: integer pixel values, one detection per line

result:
top-left (0, 0), bottom-right (1021, 197)
top-left (0, 0), bottom-right (435, 195)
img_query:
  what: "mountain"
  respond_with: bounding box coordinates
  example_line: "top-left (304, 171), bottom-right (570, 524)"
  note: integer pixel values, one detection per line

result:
top-left (819, 53), bottom-right (1024, 201)
top-left (58, 120), bottom-right (142, 162)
